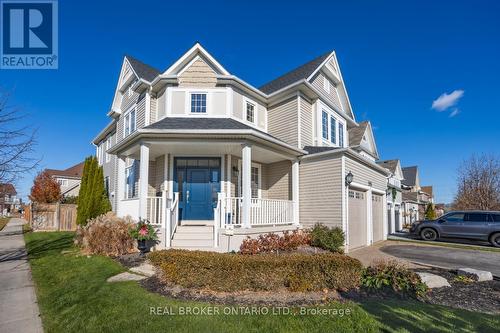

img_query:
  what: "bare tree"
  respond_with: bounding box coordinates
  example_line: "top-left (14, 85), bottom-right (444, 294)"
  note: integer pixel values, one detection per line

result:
top-left (453, 154), bottom-right (500, 210)
top-left (0, 90), bottom-right (39, 185)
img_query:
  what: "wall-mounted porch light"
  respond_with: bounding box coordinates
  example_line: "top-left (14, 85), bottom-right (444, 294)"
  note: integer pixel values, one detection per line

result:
top-left (345, 171), bottom-right (354, 186)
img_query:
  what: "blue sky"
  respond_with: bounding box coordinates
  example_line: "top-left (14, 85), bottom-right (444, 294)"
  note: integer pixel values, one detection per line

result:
top-left (2, 0), bottom-right (499, 203)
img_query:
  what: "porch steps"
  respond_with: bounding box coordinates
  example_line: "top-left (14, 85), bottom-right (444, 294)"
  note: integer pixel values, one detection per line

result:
top-left (171, 224), bottom-right (214, 249)
top-left (180, 220), bottom-right (214, 226)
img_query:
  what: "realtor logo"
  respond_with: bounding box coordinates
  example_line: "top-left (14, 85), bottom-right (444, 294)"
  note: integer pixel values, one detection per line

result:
top-left (1, 0), bottom-right (58, 69)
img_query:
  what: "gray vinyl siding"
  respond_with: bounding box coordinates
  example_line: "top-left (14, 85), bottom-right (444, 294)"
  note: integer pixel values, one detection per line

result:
top-left (136, 94), bottom-right (146, 129)
top-left (345, 157), bottom-right (387, 192)
top-left (148, 161), bottom-right (156, 196)
top-left (262, 160), bottom-right (291, 200)
top-left (150, 95), bottom-right (157, 124)
top-left (299, 155), bottom-right (343, 228)
top-left (311, 72), bottom-right (342, 111)
top-left (154, 155), bottom-right (165, 193)
top-left (299, 97), bottom-right (313, 148)
top-left (267, 97), bottom-right (298, 147)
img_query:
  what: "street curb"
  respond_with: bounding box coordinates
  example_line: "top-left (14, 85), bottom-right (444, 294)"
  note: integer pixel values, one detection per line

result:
top-left (409, 260), bottom-right (500, 281)
top-left (387, 235), bottom-right (500, 253)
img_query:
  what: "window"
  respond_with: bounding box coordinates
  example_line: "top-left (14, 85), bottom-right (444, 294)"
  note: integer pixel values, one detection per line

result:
top-left (465, 213), bottom-right (490, 222)
top-left (323, 76), bottom-right (330, 93)
top-left (330, 116), bottom-right (336, 144)
top-left (492, 214), bottom-right (500, 222)
top-left (444, 213), bottom-right (465, 222)
top-left (251, 166), bottom-right (259, 198)
top-left (246, 101), bottom-right (255, 123)
top-left (125, 160), bottom-right (138, 199)
top-left (124, 108), bottom-right (136, 137)
top-left (322, 111), bottom-right (328, 140)
top-left (104, 176), bottom-right (110, 197)
top-left (128, 85), bottom-right (133, 97)
top-left (105, 137), bottom-right (111, 163)
top-left (57, 178), bottom-right (68, 186)
top-left (191, 93), bottom-right (207, 113)
top-left (339, 122), bottom-right (344, 147)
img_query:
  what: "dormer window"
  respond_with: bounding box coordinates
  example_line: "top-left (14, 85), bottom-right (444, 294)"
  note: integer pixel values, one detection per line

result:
top-left (246, 101), bottom-right (255, 123)
top-left (323, 76), bottom-right (330, 93)
top-left (124, 107), bottom-right (136, 137)
top-left (191, 93), bottom-right (207, 113)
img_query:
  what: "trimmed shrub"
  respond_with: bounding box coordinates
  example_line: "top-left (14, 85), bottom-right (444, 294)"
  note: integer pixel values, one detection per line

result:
top-left (361, 260), bottom-right (428, 298)
top-left (149, 249), bottom-right (363, 292)
top-left (310, 224), bottom-right (344, 253)
top-left (239, 230), bottom-right (311, 255)
top-left (74, 212), bottom-right (135, 256)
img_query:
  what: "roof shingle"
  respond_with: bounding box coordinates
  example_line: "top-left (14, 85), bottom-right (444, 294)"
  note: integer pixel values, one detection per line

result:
top-left (45, 162), bottom-right (85, 179)
top-left (125, 55), bottom-right (161, 82)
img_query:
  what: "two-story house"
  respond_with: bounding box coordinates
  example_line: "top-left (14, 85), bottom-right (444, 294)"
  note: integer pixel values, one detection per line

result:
top-left (45, 162), bottom-right (85, 198)
top-left (93, 43), bottom-right (389, 252)
top-left (377, 159), bottom-right (404, 233)
top-left (401, 165), bottom-right (433, 225)
top-left (0, 183), bottom-right (21, 216)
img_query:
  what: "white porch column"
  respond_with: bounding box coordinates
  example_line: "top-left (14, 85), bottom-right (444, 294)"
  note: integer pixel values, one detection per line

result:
top-left (292, 159), bottom-right (300, 226)
top-left (241, 143), bottom-right (252, 228)
top-left (139, 143), bottom-right (150, 220)
top-left (116, 156), bottom-right (126, 217)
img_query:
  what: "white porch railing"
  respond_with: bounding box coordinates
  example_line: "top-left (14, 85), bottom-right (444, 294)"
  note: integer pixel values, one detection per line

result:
top-left (218, 196), bottom-right (294, 227)
top-left (167, 192), bottom-right (180, 241)
top-left (146, 196), bottom-right (163, 225)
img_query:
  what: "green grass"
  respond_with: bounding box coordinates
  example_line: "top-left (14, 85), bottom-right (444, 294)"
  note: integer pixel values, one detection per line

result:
top-left (25, 232), bottom-right (500, 333)
top-left (387, 237), bottom-right (500, 253)
top-left (0, 217), bottom-right (9, 231)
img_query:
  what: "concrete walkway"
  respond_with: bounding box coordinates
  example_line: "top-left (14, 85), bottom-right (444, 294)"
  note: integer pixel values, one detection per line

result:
top-left (0, 218), bottom-right (43, 332)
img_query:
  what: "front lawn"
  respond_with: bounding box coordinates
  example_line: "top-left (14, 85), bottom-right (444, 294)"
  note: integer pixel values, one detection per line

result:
top-left (0, 217), bottom-right (9, 231)
top-left (25, 232), bottom-right (500, 333)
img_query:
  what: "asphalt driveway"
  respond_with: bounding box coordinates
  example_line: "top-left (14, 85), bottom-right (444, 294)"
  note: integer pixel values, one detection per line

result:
top-left (380, 244), bottom-right (500, 277)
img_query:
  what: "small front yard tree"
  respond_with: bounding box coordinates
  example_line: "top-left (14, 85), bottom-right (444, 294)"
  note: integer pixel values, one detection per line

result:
top-left (29, 170), bottom-right (61, 203)
top-left (77, 156), bottom-right (111, 225)
top-left (424, 203), bottom-right (436, 220)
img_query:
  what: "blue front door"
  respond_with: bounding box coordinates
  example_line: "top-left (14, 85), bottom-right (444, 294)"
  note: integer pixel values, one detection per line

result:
top-left (174, 158), bottom-right (221, 221)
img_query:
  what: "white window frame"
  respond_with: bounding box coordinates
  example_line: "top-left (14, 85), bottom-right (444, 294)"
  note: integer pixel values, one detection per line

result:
top-left (237, 161), bottom-right (261, 199)
top-left (124, 159), bottom-right (137, 199)
top-left (323, 76), bottom-right (331, 93)
top-left (57, 178), bottom-right (68, 186)
top-left (189, 92), bottom-right (208, 114)
top-left (123, 106), bottom-right (136, 138)
top-left (319, 102), bottom-right (346, 147)
top-left (242, 96), bottom-right (258, 125)
top-left (105, 136), bottom-right (111, 163)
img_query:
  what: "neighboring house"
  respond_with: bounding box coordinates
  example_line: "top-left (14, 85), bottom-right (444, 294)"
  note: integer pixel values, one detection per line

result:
top-left (93, 43), bottom-right (390, 252)
top-left (377, 159), bottom-right (404, 233)
top-left (0, 183), bottom-right (21, 216)
top-left (401, 166), bottom-right (433, 226)
top-left (45, 162), bottom-right (85, 198)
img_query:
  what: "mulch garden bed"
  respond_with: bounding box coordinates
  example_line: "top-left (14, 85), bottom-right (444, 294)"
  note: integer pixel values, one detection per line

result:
top-left (140, 276), bottom-right (342, 306)
top-left (418, 267), bottom-right (500, 314)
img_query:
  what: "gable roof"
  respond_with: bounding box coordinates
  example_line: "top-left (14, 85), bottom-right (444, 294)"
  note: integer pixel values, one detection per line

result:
top-left (0, 183), bottom-right (16, 195)
top-left (303, 146), bottom-right (340, 155)
top-left (259, 52), bottom-right (332, 94)
top-left (402, 166), bottom-right (418, 187)
top-left (421, 186), bottom-right (433, 197)
top-left (125, 55), bottom-right (160, 82)
top-left (376, 159), bottom-right (399, 174)
top-left (348, 121), bottom-right (369, 146)
top-left (45, 162), bottom-right (85, 179)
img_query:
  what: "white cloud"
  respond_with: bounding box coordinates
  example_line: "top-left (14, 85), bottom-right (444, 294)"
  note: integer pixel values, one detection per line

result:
top-left (431, 89), bottom-right (464, 111)
top-left (449, 108), bottom-right (460, 118)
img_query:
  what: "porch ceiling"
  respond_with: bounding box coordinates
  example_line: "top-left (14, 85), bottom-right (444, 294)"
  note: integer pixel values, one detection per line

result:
top-left (125, 140), bottom-right (292, 164)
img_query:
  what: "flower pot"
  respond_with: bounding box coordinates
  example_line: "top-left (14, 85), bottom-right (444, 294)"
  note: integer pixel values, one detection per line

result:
top-left (137, 239), bottom-right (150, 255)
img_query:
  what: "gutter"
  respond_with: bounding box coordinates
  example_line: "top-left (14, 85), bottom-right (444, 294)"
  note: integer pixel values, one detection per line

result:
top-left (92, 120), bottom-right (117, 145)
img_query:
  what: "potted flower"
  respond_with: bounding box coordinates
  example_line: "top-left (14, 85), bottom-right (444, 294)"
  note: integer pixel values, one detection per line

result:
top-left (129, 219), bottom-right (158, 255)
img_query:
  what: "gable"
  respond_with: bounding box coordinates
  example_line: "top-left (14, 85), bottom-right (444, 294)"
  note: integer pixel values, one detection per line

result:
top-left (349, 121), bottom-right (379, 159)
top-left (110, 58), bottom-right (140, 114)
top-left (163, 43), bottom-right (229, 76)
top-left (178, 56), bottom-right (217, 88)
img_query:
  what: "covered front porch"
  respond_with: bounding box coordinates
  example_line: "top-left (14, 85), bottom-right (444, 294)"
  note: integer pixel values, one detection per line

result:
top-left (115, 136), bottom-right (302, 250)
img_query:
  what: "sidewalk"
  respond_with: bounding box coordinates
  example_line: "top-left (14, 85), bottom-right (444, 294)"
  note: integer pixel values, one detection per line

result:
top-left (0, 218), bottom-right (43, 333)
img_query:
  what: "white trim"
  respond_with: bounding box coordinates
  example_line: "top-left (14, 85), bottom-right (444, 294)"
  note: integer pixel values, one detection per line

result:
top-left (145, 91), bottom-right (151, 126)
top-left (317, 100), bottom-right (346, 147)
top-left (227, 86), bottom-right (233, 117)
top-left (242, 96), bottom-right (257, 125)
top-left (297, 94), bottom-right (302, 148)
top-left (187, 91), bottom-right (209, 114)
top-left (163, 43), bottom-right (230, 76)
top-left (341, 156), bottom-right (348, 249)
top-left (226, 154), bottom-right (232, 196)
top-left (237, 159), bottom-right (262, 199)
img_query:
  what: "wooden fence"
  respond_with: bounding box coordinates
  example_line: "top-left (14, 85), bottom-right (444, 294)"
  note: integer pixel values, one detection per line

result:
top-left (28, 203), bottom-right (78, 231)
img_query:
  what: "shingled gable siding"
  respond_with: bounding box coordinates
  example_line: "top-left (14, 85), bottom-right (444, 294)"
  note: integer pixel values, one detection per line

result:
top-left (268, 97), bottom-right (298, 147)
top-left (311, 72), bottom-right (342, 111)
top-left (299, 97), bottom-right (313, 148)
top-left (299, 155), bottom-right (343, 228)
top-left (178, 57), bottom-right (217, 88)
top-left (345, 158), bottom-right (386, 192)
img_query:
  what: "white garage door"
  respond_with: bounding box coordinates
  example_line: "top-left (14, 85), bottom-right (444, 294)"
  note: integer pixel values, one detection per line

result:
top-left (372, 194), bottom-right (384, 242)
top-left (348, 189), bottom-right (367, 250)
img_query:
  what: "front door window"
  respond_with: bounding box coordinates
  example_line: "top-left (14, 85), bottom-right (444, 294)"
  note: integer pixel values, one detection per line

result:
top-left (174, 158), bottom-right (221, 221)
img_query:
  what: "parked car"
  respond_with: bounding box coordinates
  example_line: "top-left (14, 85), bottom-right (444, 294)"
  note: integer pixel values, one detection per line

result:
top-left (410, 211), bottom-right (500, 247)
